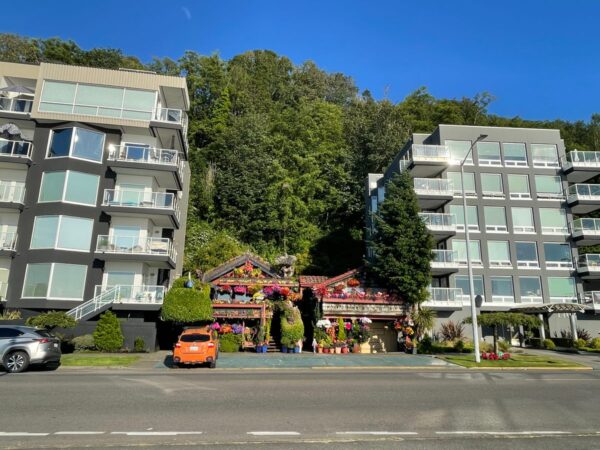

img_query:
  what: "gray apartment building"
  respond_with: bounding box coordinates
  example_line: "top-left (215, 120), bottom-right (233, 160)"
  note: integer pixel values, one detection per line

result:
top-left (0, 61), bottom-right (190, 342)
top-left (366, 124), bottom-right (600, 338)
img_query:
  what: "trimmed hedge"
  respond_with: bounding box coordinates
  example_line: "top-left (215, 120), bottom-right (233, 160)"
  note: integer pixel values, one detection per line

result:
top-left (25, 311), bottom-right (77, 330)
top-left (161, 282), bottom-right (213, 323)
top-left (219, 333), bottom-right (242, 352)
top-left (280, 303), bottom-right (304, 348)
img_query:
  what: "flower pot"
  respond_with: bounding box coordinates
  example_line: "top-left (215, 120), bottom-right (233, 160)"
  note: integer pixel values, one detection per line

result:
top-left (353, 344), bottom-right (360, 353)
top-left (335, 347), bottom-right (342, 354)
top-left (294, 347), bottom-right (300, 353)
top-left (317, 347), bottom-right (323, 354)
top-left (256, 346), bottom-right (262, 353)
top-left (262, 344), bottom-right (268, 353)
top-left (323, 348), bottom-right (329, 353)
top-left (288, 348), bottom-right (294, 353)
top-left (341, 347), bottom-right (349, 354)
top-left (281, 345), bottom-right (288, 353)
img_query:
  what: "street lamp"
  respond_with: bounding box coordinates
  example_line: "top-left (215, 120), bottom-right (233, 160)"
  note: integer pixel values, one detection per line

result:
top-left (459, 134), bottom-right (487, 363)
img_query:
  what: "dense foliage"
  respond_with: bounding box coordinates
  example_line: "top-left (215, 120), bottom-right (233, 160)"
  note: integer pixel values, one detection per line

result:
top-left (93, 311), bottom-right (124, 352)
top-left (280, 302), bottom-right (305, 348)
top-left (219, 333), bottom-right (242, 352)
top-left (2, 34), bottom-right (599, 272)
top-left (160, 280), bottom-right (213, 323)
top-left (465, 312), bottom-right (541, 353)
top-left (25, 311), bottom-right (77, 330)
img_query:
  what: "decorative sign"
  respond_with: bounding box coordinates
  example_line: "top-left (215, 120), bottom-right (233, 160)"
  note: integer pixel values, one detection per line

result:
top-left (322, 302), bottom-right (405, 316)
top-left (213, 308), bottom-right (263, 319)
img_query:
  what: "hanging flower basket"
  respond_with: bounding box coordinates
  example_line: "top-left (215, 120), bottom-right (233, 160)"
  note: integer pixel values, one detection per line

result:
top-left (347, 278), bottom-right (360, 287)
top-left (333, 283), bottom-right (345, 293)
top-left (233, 286), bottom-right (247, 295)
top-left (315, 285), bottom-right (328, 297)
top-left (280, 287), bottom-right (291, 297)
top-left (210, 322), bottom-right (221, 331)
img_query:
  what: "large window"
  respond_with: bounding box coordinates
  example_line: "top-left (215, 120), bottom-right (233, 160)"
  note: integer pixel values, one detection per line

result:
top-left (452, 239), bottom-right (482, 265)
top-left (539, 208), bottom-right (568, 234)
top-left (535, 175), bottom-right (563, 198)
top-left (531, 144), bottom-right (559, 168)
top-left (39, 171), bottom-right (99, 206)
top-left (490, 276), bottom-right (514, 303)
top-left (22, 263), bottom-right (87, 299)
top-left (519, 277), bottom-right (542, 301)
top-left (488, 241), bottom-right (512, 267)
top-left (477, 142), bottom-right (501, 165)
top-left (448, 205), bottom-right (479, 231)
top-left (30, 215), bottom-right (94, 252)
top-left (516, 242), bottom-right (539, 268)
top-left (481, 173), bottom-right (504, 198)
top-left (507, 174), bottom-right (531, 199)
top-left (484, 206), bottom-right (507, 232)
top-left (39, 81), bottom-right (156, 121)
top-left (447, 172), bottom-right (475, 196)
top-left (454, 275), bottom-right (484, 300)
top-left (511, 207), bottom-right (535, 233)
top-left (47, 127), bottom-right (105, 163)
top-left (446, 140), bottom-right (473, 165)
top-left (503, 143), bottom-right (527, 166)
top-left (543, 243), bottom-right (573, 268)
top-left (547, 277), bottom-right (577, 301)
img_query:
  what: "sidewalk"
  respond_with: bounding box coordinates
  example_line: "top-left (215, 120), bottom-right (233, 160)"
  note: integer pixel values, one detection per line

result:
top-left (519, 347), bottom-right (600, 370)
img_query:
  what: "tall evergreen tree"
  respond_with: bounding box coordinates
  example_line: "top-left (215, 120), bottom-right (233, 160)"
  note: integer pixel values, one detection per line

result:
top-left (370, 171), bottom-right (434, 306)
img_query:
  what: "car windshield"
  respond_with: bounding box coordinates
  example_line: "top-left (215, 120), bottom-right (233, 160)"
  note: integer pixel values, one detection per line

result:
top-left (180, 334), bottom-right (210, 342)
top-left (33, 330), bottom-right (53, 338)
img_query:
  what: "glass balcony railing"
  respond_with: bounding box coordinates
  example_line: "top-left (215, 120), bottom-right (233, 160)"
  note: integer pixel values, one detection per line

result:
top-left (419, 213), bottom-right (456, 230)
top-left (108, 145), bottom-right (180, 167)
top-left (567, 184), bottom-right (600, 201)
top-left (411, 144), bottom-right (449, 162)
top-left (431, 250), bottom-right (459, 266)
top-left (93, 284), bottom-right (165, 304)
top-left (96, 235), bottom-right (176, 260)
top-left (153, 107), bottom-right (188, 135)
top-left (413, 178), bottom-right (453, 195)
top-left (426, 287), bottom-right (463, 303)
top-left (0, 97), bottom-right (33, 114)
top-left (103, 189), bottom-right (179, 216)
top-left (578, 254), bottom-right (600, 271)
top-left (572, 218), bottom-right (600, 236)
top-left (0, 232), bottom-right (17, 251)
top-left (563, 151), bottom-right (600, 168)
top-left (0, 182), bottom-right (25, 203)
top-left (0, 138), bottom-right (32, 158)
top-left (583, 291), bottom-right (600, 308)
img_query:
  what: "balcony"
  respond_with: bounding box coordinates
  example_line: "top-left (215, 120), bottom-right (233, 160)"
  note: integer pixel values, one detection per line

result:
top-left (151, 108), bottom-right (189, 151)
top-left (404, 145), bottom-right (449, 177)
top-left (562, 151), bottom-right (600, 183)
top-left (520, 296), bottom-right (543, 304)
top-left (95, 235), bottom-right (176, 268)
top-left (0, 96), bottom-right (33, 115)
top-left (577, 254), bottom-right (600, 279)
top-left (413, 178), bottom-right (453, 209)
top-left (423, 288), bottom-right (463, 310)
top-left (0, 231), bottom-right (17, 256)
top-left (102, 189), bottom-right (180, 228)
top-left (0, 182), bottom-right (25, 209)
top-left (572, 218), bottom-right (600, 246)
top-left (107, 145), bottom-right (183, 190)
top-left (93, 285), bottom-right (165, 311)
top-left (0, 138), bottom-right (32, 163)
top-left (419, 213), bottom-right (456, 242)
top-left (582, 291), bottom-right (600, 311)
top-left (431, 250), bottom-right (459, 275)
top-left (567, 184), bottom-right (600, 214)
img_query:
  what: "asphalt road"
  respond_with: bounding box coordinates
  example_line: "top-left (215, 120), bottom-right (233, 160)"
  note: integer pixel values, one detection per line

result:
top-left (1, 368), bottom-right (600, 449)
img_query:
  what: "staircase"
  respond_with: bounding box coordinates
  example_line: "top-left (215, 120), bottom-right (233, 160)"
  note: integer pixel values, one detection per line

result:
top-left (266, 339), bottom-right (280, 353)
top-left (66, 286), bottom-right (119, 321)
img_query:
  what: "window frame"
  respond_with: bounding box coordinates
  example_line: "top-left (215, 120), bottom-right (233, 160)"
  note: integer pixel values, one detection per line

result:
top-left (480, 173), bottom-right (504, 198)
top-left (21, 262), bottom-right (87, 300)
top-left (511, 207), bottom-right (535, 234)
top-left (507, 174), bottom-right (531, 199)
top-left (502, 142), bottom-right (528, 167)
top-left (447, 172), bottom-right (476, 197)
top-left (543, 243), bottom-right (573, 269)
top-left (490, 276), bottom-right (515, 303)
top-left (449, 205), bottom-right (479, 232)
top-left (515, 241), bottom-right (540, 269)
top-left (476, 141), bottom-right (502, 166)
top-left (539, 208), bottom-right (569, 235)
top-left (38, 170), bottom-right (100, 207)
top-left (30, 215), bottom-right (94, 252)
top-left (487, 240), bottom-right (512, 268)
top-left (45, 126), bottom-right (106, 164)
top-left (519, 276), bottom-right (543, 302)
top-left (547, 277), bottom-right (577, 302)
top-left (452, 239), bottom-right (482, 266)
top-left (531, 143), bottom-right (560, 168)
top-left (535, 175), bottom-right (564, 199)
top-left (484, 206), bottom-right (508, 233)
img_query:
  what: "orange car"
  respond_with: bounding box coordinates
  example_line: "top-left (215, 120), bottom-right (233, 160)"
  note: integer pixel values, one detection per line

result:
top-left (172, 327), bottom-right (218, 368)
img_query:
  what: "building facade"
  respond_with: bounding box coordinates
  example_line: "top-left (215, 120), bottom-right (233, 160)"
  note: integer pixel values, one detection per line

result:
top-left (0, 61), bottom-right (190, 327)
top-left (366, 124), bottom-right (600, 337)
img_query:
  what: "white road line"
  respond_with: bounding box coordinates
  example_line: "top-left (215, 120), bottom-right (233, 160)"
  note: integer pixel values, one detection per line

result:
top-left (436, 431), bottom-right (571, 435)
top-left (111, 432), bottom-right (203, 436)
top-left (54, 432), bottom-right (105, 435)
top-left (336, 431), bottom-right (418, 435)
top-left (0, 432), bottom-right (50, 436)
top-left (247, 431), bottom-right (301, 436)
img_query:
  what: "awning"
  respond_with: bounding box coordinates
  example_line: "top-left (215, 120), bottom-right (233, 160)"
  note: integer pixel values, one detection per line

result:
top-left (0, 85), bottom-right (34, 95)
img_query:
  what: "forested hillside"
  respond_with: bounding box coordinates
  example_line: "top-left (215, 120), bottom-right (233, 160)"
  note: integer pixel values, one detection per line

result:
top-left (2, 34), bottom-right (599, 275)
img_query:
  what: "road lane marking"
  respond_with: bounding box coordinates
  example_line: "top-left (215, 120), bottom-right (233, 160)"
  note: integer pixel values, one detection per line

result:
top-left (247, 432), bottom-right (301, 436)
top-left (436, 431), bottom-right (571, 435)
top-left (111, 432), bottom-right (203, 436)
top-left (336, 431), bottom-right (418, 435)
top-left (0, 432), bottom-right (49, 436)
top-left (54, 432), bottom-right (105, 435)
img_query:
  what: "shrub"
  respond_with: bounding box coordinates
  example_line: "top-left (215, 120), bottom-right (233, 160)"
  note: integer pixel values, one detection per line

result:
top-left (417, 335), bottom-right (433, 354)
top-left (440, 321), bottom-right (464, 342)
top-left (161, 283), bottom-right (213, 323)
top-left (134, 337), bottom-right (146, 352)
top-left (497, 339), bottom-right (511, 352)
top-left (479, 341), bottom-right (493, 353)
top-left (93, 311), bottom-right (124, 352)
top-left (453, 340), bottom-right (465, 352)
top-left (0, 309), bottom-right (21, 320)
top-left (26, 311), bottom-right (77, 329)
top-left (574, 338), bottom-right (587, 349)
top-left (558, 328), bottom-right (592, 341)
top-left (543, 339), bottom-right (556, 350)
top-left (337, 318), bottom-right (346, 341)
top-left (280, 304), bottom-right (304, 348)
top-left (72, 334), bottom-right (95, 352)
top-left (590, 337), bottom-right (600, 350)
top-left (219, 333), bottom-right (242, 352)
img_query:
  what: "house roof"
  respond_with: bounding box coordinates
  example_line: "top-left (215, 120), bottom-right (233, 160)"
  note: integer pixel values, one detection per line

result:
top-left (315, 269), bottom-right (361, 288)
top-left (202, 252), bottom-right (279, 283)
top-left (298, 275), bottom-right (329, 288)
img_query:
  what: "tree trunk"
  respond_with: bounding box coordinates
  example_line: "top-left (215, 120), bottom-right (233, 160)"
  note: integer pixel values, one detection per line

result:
top-left (493, 326), bottom-right (498, 354)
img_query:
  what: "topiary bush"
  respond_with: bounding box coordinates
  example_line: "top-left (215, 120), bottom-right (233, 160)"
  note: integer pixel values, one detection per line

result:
top-left (134, 337), bottom-right (146, 353)
top-left (26, 311), bottom-right (77, 330)
top-left (93, 311), bottom-right (124, 352)
top-left (72, 334), bottom-right (95, 352)
top-left (219, 333), bottom-right (242, 352)
top-left (337, 318), bottom-right (346, 341)
top-left (161, 282), bottom-right (213, 323)
top-left (574, 338), bottom-right (587, 349)
top-left (280, 304), bottom-right (304, 348)
top-left (590, 337), bottom-right (600, 350)
top-left (543, 338), bottom-right (556, 350)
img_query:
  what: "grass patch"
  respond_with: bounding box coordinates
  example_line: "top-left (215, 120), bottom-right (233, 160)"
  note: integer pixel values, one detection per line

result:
top-left (442, 353), bottom-right (585, 368)
top-left (60, 353), bottom-right (141, 367)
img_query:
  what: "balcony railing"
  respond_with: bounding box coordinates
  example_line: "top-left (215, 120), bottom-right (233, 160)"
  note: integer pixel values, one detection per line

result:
top-left (102, 189), bottom-right (179, 218)
top-left (0, 138), bottom-right (32, 158)
top-left (93, 284), bottom-right (165, 304)
top-left (413, 178), bottom-right (453, 195)
top-left (520, 296), bottom-right (543, 304)
top-left (419, 213), bottom-right (456, 231)
top-left (578, 254), bottom-right (600, 271)
top-left (96, 235), bottom-right (176, 260)
top-left (411, 144), bottom-right (449, 162)
top-left (109, 145), bottom-right (180, 167)
top-left (572, 218), bottom-right (600, 236)
top-left (532, 155), bottom-right (560, 168)
top-left (563, 151), bottom-right (600, 169)
top-left (583, 291), bottom-right (600, 307)
top-left (431, 250), bottom-right (458, 267)
top-left (426, 287), bottom-right (463, 303)
top-left (0, 97), bottom-right (33, 114)
top-left (0, 232), bottom-right (17, 251)
top-left (0, 182), bottom-right (25, 203)
top-left (153, 107), bottom-right (188, 135)
top-left (567, 184), bottom-right (600, 202)
top-left (488, 296), bottom-right (515, 304)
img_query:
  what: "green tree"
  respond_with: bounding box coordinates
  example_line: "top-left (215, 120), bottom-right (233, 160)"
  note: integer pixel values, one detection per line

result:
top-left (465, 312), bottom-right (541, 354)
top-left (370, 171), bottom-right (434, 306)
top-left (160, 282), bottom-right (213, 323)
top-left (25, 311), bottom-right (77, 330)
top-left (412, 307), bottom-right (436, 340)
top-left (93, 311), bottom-right (124, 352)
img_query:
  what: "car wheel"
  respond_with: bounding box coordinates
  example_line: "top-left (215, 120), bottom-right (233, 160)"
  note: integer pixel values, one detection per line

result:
top-left (209, 361), bottom-right (216, 369)
top-left (4, 351), bottom-right (30, 373)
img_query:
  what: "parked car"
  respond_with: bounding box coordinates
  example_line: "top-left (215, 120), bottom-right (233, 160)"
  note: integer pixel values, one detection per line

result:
top-left (172, 327), bottom-right (218, 368)
top-left (0, 326), bottom-right (61, 373)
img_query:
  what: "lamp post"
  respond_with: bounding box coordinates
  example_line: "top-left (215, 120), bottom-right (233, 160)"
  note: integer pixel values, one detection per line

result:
top-left (459, 134), bottom-right (487, 363)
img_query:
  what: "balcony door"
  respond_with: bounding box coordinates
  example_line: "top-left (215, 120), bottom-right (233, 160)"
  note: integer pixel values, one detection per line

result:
top-left (106, 272), bottom-right (136, 301)
top-left (117, 183), bottom-right (146, 207)
top-left (111, 226), bottom-right (142, 252)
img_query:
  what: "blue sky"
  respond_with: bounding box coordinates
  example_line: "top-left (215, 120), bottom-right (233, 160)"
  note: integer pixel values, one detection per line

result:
top-left (6, 0), bottom-right (599, 121)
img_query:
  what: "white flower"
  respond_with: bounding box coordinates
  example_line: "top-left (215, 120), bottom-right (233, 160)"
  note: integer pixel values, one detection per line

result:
top-left (316, 319), bottom-right (332, 328)
top-left (359, 317), bottom-right (372, 324)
